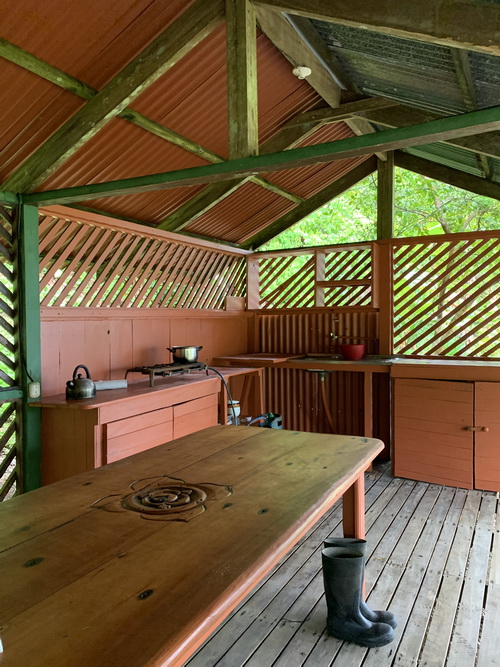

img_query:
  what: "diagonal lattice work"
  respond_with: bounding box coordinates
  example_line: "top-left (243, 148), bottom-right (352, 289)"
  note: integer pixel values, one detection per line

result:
top-left (256, 245), bottom-right (373, 309)
top-left (0, 205), bottom-right (19, 500)
top-left (393, 236), bottom-right (500, 357)
top-left (39, 212), bottom-right (246, 309)
top-left (323, 247), bottom-right (372, 307)
top-left (259, 254), bottom-right (316, 308)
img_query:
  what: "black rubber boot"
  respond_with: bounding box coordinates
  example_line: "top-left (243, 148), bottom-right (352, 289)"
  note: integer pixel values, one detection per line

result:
top-left (322, 547), bottom-right (394, 647)
top-left (324, 537), bottom-right (397, 629)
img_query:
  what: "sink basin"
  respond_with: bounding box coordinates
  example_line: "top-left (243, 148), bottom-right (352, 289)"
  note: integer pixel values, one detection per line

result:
top-left (292, 354), bottom-right (398, 364)
top-left (296, 354), bottom-right (343, 361)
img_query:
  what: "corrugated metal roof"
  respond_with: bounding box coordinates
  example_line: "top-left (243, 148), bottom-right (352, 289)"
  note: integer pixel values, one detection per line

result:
top-left (312, 21), bottom-right (468, 115)
top-left (0, 1), bottom-right (498, 245)
top-left (406, 144), bottom-right (484, 178)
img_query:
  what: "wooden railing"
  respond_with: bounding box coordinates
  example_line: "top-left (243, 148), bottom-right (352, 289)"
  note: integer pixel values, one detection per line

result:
top-left (38, 207), bottom-right (248, 310)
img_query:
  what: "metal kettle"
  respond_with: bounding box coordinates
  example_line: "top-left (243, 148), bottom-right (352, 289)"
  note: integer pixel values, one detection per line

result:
top-left (66, 365), bottom-right (96, 399)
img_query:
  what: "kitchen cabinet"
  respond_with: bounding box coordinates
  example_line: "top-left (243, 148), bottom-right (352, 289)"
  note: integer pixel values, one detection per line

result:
top-left (35, 374), bottom-right (221, 484)
top-left (393, 378), bottom-right (500, 491)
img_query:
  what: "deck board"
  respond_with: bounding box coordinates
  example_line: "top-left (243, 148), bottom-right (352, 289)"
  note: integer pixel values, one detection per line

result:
top-left (187, 463), bottom-right (499, 667)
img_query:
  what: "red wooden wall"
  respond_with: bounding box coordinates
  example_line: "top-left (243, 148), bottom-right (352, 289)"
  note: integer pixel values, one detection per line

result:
top-left (41, 308), bottom-right (251, 396)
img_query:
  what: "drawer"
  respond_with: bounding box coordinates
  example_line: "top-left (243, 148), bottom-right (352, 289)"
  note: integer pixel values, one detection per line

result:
top-left (173, 393), bottom-right (218, 440)
top-left (105, 407), bottom-right (173, 463)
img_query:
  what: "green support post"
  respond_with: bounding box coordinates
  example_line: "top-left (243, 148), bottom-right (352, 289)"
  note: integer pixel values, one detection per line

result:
top-left (17, 200), bottom-right (42, 492)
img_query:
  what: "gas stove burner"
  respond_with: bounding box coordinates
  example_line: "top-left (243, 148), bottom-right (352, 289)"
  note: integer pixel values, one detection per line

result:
top-left (91, 475), bottom-right (232, 522)
top-left (123, 483), bottom-right (208, 515)
top-left (125, 362), bottom-right (207, 386)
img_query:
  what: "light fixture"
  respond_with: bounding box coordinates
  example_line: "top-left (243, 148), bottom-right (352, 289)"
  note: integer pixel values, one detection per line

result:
top-left (292, 66), bottom-right (312, 79)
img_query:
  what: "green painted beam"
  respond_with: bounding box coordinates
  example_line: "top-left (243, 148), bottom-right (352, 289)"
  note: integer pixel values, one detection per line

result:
top-left (17, 202), bottom-right (42, 492)
top-left (0, 191), bottom-right (19, 206)
top-left (359, 105), bottom-right (500, 162)
top-left (3, 0), bottom-right (225, 194)
top-left (0, 389), bottom-right (23, 401)
top-left (23, 105), bottom-right (500, 206)
top-left (241, 156), bottom-right (377, 248)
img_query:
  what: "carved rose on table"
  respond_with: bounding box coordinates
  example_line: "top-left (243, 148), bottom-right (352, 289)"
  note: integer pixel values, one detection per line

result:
top-left (91, 475), bottom-right (233, 522)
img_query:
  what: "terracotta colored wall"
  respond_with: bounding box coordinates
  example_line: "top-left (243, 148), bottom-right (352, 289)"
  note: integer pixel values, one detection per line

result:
top-left (253, 309), bottom-right (390, 443)
top-left (41, 307), bottom-right (251, 396)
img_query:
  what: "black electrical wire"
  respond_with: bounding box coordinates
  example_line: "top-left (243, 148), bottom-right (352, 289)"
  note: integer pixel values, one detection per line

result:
top-left (206, 367), bottom-right (238, 425)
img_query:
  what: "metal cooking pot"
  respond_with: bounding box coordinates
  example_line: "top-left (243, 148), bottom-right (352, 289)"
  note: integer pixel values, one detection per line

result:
top-left (167, 345), bottom-right (203, 363)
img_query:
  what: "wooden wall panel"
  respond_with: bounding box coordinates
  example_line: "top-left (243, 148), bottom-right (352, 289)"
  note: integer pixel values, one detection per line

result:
top-left (41, 309), bottom-right (251, 396)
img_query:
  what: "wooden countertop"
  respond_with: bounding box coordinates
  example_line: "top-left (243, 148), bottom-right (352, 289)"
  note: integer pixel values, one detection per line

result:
top-left (390, 358), bottom-right (500, 381)
top-left (0, 426), bottom-right (383, 667)
top-left (213, 354), bottom-right (500, 380)
top-left (32, 367), bottom-right (257, 409)
top-left (213, 353), bottom-right (391, 373)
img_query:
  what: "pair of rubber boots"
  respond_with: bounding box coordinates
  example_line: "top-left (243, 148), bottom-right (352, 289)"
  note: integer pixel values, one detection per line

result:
top-left (322, 537), bottom-right (396, 648)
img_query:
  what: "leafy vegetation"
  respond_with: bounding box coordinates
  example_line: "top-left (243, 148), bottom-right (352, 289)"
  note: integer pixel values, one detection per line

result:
top-left (260, 168), bottom-right (500, 250)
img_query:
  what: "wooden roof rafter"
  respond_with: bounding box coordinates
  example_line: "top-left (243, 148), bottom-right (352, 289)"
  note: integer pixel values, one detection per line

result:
top-left (158, 96), bottom-right (394, 233)
top-left (0, 34), bottom-right (301, 207)
top-left (255, 5), bottom-right (388, 160)
top-left (241, 156), bottom-right (377, 248)
top-left (3, 0), bottom-right (227, 194)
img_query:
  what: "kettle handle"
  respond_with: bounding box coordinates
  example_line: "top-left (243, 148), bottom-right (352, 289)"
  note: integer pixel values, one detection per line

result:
top-left (73, 364), bottom-right (92, 380)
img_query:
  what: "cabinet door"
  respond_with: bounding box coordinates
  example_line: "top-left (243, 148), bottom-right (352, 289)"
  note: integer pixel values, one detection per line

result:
top-left (393, 379), bottom-right (474, 488)
top-left (474, 382), bottom-right (500, 492)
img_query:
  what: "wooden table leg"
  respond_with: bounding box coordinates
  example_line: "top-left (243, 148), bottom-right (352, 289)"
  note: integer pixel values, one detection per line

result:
top-left (342, 472), bottom-right (366, 539)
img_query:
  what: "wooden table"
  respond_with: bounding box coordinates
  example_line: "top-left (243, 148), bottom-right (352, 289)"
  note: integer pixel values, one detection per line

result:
top-left (0, 426), bottom-right (383, 667)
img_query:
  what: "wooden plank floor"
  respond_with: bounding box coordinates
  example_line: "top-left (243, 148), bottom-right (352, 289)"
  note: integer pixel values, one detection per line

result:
top-left (187, 462), bottom-right (500, 667)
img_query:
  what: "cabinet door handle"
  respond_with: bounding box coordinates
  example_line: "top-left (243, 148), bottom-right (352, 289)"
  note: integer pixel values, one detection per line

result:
top-left (463, 426), bottom-right (489, 432)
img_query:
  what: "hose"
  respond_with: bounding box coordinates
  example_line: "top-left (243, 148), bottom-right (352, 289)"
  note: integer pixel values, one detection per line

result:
top-left (206, 367), bottom-right (237, 425)
top-left (319, 371), bottom-right (336, 433)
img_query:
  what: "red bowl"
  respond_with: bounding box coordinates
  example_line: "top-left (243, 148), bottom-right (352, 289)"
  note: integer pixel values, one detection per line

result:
top-left (339, 344), bottom-right (365, 361)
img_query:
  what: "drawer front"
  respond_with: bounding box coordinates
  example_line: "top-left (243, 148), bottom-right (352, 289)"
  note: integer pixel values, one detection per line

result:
top-left (105, 407), bottom-right (173, 463)
top-left (173, 393), bottom-right (218, 440)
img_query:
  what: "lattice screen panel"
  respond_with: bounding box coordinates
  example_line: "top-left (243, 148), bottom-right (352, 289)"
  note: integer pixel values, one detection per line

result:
top-left (39, 213), bottom-right (246, 309)
top-left (259, 254), bottom-right (315, 309)
top-left (257, 245), bottom-right (373, 309)
top-left (393, 236), bottom-right (500, 357)
top-left (0, 206), bottom-right (19, 499)
top-left (323, 247), bottom-right (372, 307)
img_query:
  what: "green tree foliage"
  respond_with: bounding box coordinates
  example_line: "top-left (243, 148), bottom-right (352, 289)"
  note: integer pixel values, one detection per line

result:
top-left (261, 168), bottom-right (500, 250)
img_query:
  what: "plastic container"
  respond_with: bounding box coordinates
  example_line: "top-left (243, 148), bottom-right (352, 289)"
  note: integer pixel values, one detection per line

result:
top-left (339, 344), bottom-right (365, 361)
